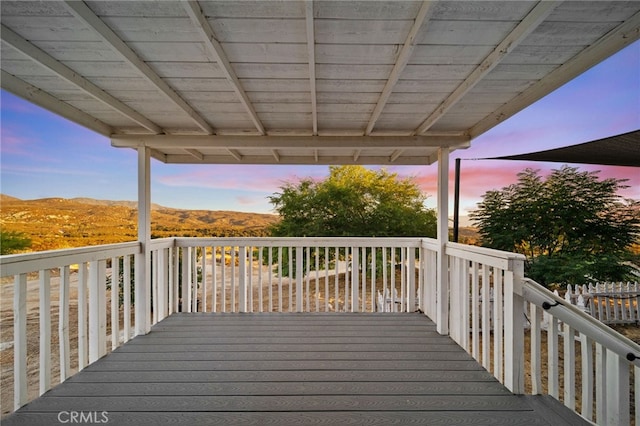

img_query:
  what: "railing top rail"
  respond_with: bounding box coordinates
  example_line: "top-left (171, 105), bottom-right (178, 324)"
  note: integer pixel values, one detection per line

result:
top-left (421, 238), bottom-right (439, 251)
top-left (522, 278), bottom-right (640, 366)
top-left (149, 237), bottom-right (176, 250)
top-left (0, 241), bottom-right (141, 277)
top-left (173, 236), bottom-right (425, 248)
top-left (446, 241), bottom-right (526, 270)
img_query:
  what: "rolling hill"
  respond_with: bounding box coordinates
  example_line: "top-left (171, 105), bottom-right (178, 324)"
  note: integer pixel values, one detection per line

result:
top-left (0, 195), bottom-right (279, 252)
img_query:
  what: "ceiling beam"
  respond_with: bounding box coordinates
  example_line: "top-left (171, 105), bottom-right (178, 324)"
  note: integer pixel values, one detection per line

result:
top-left (62, 0), bottom-right (214, 134)
top-left (1, 70), bottom-right (113, 136)
top-left (1, 25), bottom-right (162, 134)
top-left (183, 1), bottom-right (265, 135)
top-left (470, 9), bottom-right (640, 139)
top-left (160, 153), bottom-right (436, 166)
top-left (413, 0), bottom-right (560, 135)
top-left (271, 149), bottom-right (281, 162)
top-left (111, 134), bottom-right (471, 150)
top-left (365, 1), bottom-right (435, 136)
top-left (305, 0), bottom-right (318, 135)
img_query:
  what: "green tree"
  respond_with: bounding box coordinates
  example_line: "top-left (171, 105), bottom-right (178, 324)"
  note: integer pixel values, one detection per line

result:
top-left (0, 230), bottom-right (32, 254)
top-left (470, 166), bottom-right (640, 286)
top-left (268, 165), bottom-right (437, 238)
top-left (267, 166), bottom-right (436, 277)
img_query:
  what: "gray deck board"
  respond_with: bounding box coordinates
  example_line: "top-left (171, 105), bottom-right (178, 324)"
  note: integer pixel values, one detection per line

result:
top-left (3, 313), bottom-right (591, 426)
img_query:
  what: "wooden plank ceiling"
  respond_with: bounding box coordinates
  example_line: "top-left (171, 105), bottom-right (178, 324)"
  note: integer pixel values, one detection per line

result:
top-left (1, 1), bottom-right (639, 165)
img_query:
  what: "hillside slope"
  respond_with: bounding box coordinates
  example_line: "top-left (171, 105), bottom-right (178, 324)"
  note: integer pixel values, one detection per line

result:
top-left (0, 195), bottom-right (279, 251)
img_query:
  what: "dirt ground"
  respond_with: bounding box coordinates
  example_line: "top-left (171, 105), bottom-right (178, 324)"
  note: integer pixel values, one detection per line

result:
top-left (1, 268), bottom-right (638, 418)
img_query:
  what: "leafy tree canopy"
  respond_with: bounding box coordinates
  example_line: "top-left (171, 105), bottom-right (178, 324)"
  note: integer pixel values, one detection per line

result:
top-left (470, 165), bottom-right (640, 286)
top-left (0, 230), bottom-right (32, 254)
top-left (269, 165), bottom-right (436, 238)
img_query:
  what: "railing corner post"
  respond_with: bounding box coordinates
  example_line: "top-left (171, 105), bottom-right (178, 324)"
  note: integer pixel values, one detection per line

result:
top-left (504, 258), bottom-right (525, 393)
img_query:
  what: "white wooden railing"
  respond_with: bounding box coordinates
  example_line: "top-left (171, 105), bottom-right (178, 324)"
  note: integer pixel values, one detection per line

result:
top-left (442, 242), bottom-right (640, 425)
top-left (0, 242), bottom-right (141, 412)
top-left (151, 237), bottom-right (424, 315)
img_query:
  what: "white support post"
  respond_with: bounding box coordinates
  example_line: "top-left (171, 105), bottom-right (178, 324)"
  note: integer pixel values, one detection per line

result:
top-left (504, 259), bottom-right (525, 394)
top-left (239, 246), bottom-right (248, 313)
top-left (135, 146), bottom-right (151, 335)
top-left (436, 147), bottom-right (449, 334)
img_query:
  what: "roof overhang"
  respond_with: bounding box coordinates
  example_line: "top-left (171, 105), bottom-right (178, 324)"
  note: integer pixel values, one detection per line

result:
top-left (1, 1), bottom-right (639, 166)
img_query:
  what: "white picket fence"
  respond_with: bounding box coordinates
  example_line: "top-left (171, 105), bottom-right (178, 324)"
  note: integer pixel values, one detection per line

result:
top-left (565, 282), bottom-right (640, 325)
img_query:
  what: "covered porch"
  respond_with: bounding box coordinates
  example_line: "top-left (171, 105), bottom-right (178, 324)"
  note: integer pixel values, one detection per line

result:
top-left (2, 236), bottom-right (639, 424)
top-left (1, 1), bottom-right (640, 424)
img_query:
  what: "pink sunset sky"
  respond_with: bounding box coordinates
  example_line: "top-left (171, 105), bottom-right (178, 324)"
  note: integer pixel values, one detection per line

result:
top-left (1, 41), bottom-right (638, 220)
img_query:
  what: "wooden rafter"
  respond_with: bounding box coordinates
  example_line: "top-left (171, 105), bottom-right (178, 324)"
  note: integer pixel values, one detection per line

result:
top-left (389, 150), bottom-right (404, 163)
top-left (184, 149), bottom-right (204, 161)
top-left (365, 1), bottom-right (435, 136)
top-left (227, 148), bottom-right (243, 161)
top-left (62, 0), bottom-right (214, 134)
top-left (470, 9), bottom-right (640, 138)
top-left (305, 0), bottom-right (318, 135)
top-left (1, 25), bottom-right (162, 134)
top-left (1, 70), bottom-right (112, 136)
top-left (183, 0), bottom-right (265, 135)
top-left (413, 0), bottom-right (561, 135)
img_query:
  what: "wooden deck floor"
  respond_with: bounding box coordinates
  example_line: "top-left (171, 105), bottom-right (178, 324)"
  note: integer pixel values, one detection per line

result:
top-left (4, 313), bottom-right (589, 425)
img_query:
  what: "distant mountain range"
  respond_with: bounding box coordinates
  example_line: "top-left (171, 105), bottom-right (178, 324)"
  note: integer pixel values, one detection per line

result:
top-left (0, 195), bottom-right (279, 252)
